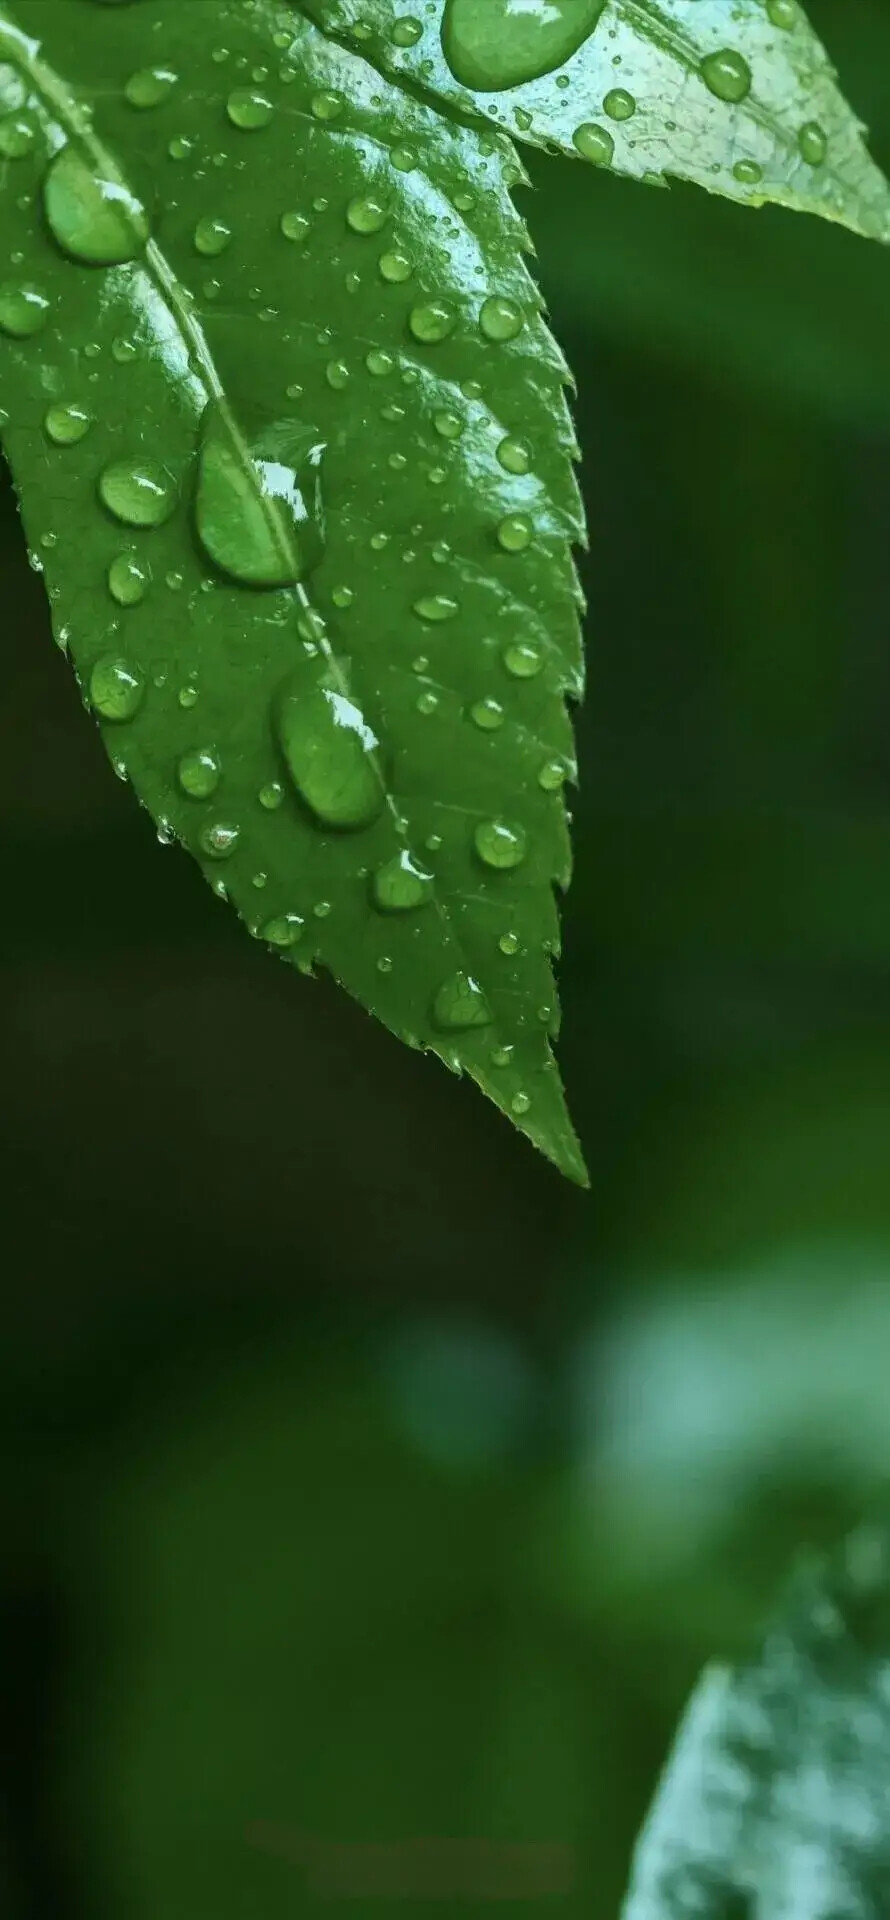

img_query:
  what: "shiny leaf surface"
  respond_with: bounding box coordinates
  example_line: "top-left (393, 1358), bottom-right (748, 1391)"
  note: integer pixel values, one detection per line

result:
top-left (0, 0), bottom-right (586, 1181)
top-left (297, 0), bottom-right (890, 235)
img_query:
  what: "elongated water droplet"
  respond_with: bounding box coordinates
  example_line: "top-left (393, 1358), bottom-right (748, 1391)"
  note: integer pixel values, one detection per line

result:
top-left (195, 401), bottom-right (325, 588)
top-left (441, 0), bottom-right (606, 91)
top-left (432, 972), bottom-right (492, 1031)
top-left (474, 818), bottom-right (527, 869)
top-left (178, 747), bottom-right (221, 798)
top-left (373, 850), bottom-right (433, 911)
top-left (413, 594), bottom-right (457, 623)
top-left (798, 121), bottom-right (827, 165)
top-left (276, 673), bottom-right (383, 830)
top-left (99, 459), bottom-right (176, 528)
top-left (89, 654), bottom-right (144, 721)
top-left (44, 147), bottom-right (149, 265)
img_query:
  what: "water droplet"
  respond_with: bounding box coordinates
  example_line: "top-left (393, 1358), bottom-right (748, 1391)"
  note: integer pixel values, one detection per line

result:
top-left (311, 90), bottom-right (344, 121)
top-left (498, 930), bottom-right (519, 955)
top-left (433, 408), bottom-right (464, 440)
top-left (280, 209), bottom-right (309, 242)
top-left (99, 459), bottom-right (176, 528)
top-left (44, 147), bottom-right (149, 265)
top-left (313, 898), bottom-right (332, 918)
top-left (603, 86), bottom-right (635, 120)
top-left (258, 779), bottom-right (284, 809)
top-left (798, 121), bottom-right (827, 166)
top-left (194, 214), bottom-right (232, 255)
top-left (0, 282), bottom-right (49, 337)
top-left (326, 359), bottom-right (350, 389)
top-left (413, 594), bottom-right (457, 623)
top-left (497, 513), bottom-right (533, 553)
top-left (409, 299), bottom-right (457, 343)
top-left (732, 157), bottom-right (762, 184)
top-left (227, 87), bottom-right (274, 129)
top-left (112, 335), bottom-right (138, 363)
top-left (479, 295), bottom-right (523, 342)
top-left (538, 757), bottom-right (568, 791)
top-left (441, 0), bottom-right (606, 91)
top-left (379, 248), bottom-right (413, 283)
top-left (346, 193), bottom-right (389, 234)
top-left (490, 1044), bottom-right (513, 1069)
top-left (470, 697), bottom-right (504, 731)
top-left (503, 639), bottom-right (542, 678)
top-left (416, 689), bottom-right (439, 716)
top-left (511, 1091), bottom-right (531, 1116)
top-left (200, 820), bottom-right (239, 858)
top-left (573, 121), bottom-right (614, 164)
top-left (108, 552), bottom-right (149, 605)
top-left (178, 684), bottom-right (199, 710)
top-left (195, 400), bottom-right (324, 587)
top-left (496, 436), bottom-right (531, 474)
top-left (262, 912), bottom-right (304, 947)
top-left (391, 15), bottom-right (423, 46)
top-left (276, 674), bottom-right (383, 830)
top-left (175, 746), bottom-right (219, 798)
top-left (700, 49), bottom-right (752, 103)
top-left (766, 0), bottom-right (796, 25)
top-left (125, 66), bottom-right (178, 108)
top-left (44, 402), bottom-right (91, 446)
top-left (89, 653), bottom-right (145, 721)
top-left (432, 971), bottom-right (492, 1031)
top-left (390, 145), bottom-right (417, 172)
top-left (373, 849), bottom-right (433, 911)
top-left (0, 113), bottom-right (36, 159)
top-left (474, 818), bottom-right (527, 869)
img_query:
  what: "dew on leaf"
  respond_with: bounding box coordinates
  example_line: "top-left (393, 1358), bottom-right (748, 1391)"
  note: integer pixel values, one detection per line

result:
top-left (413, 594), bottom-right (458, 622)
top-left (195, 214), bottom-right (232, 254)
top-left (416, 689), bottom-right (439, 715)
top-left (390, 146), bottom-right (417, 172)
top-left (496, 436), bottom-right (531, 474)
top-left (311, 90), bottom-right (344, 121)
top-left (0, 114), bottom-right (36, 159)
top-left (99, 458), bottom-right (176, 528)
top-left (503, 639), bottom-right (543, 678)
top-left (112, 335), bottom-right (138, 364)
top-left (44, 402), bottom-right (91, 445)
top-left (798, 121), bottom-right (827, 165)
top-left (470, 697), bottom-right (505, 731)
top-left (0, 282), bottom-right (50, 337)
top-left (125, 66), bottom-right (178, 108)
top-left (538, 758), bottom-right (568, 790)
top-left (262, 912), bottom-right (304, 946)
top-left (108, 552), bottom-right (149, 605)
top-left (258, 780), bottom-right (284, 809)
top-left (326, 359), bottom-right (350, 389)
top-left (280, 209), bottom-right (310, 242)
top-left (178, 747), bottom-right (221, 797)
top-left (195, 401), bottom-right (325, 587)
top-left (379, 249), bottom-right (413, 283)
top-left (276, 675), bottom-right (384, 830)
top-left (44, 147), bottom-right (149, 265)
top-left (497, 513), bottom-right (533, 552)
top-left (700, 49), bottom-right (752, 103)
top-left (474, 818), bottom-right (528, 869)
top-left (409, 300), bottom-right (457, 343)
top-left (346, 193), bottom-right (389, 233)
top-left (440, 0), bottom-right (606, 91)
top-left (603, 87), bottom-right (635, 120)
top-left (226, 87), bottom-right (274, 129)
top-left (766, 0), bottom-right (796, 24)
top-left (511, 1091), bottom-right (531, 1116)
top-left (200, 821), bottom-right (239, 858)
top-left (490, 1044), bottom-right (513, 1068)
top-left (373, 850), bottom-right (434, 911)
top-left (432, 971), bottom-right (492, 1031)
top-left (391, 15), bottom-right (423, 46)
top-left (572, 120), bottom-right (614, 164)
top-left (366, 347), bottom-right (395, 376)
top-left (433, 408), bottom-right (463, 440)
top-left (499, 930), bottom-right (519, 955)
top-left (89, 653), bottom-right (145, 721)
top-left (733, 157), bottom-right (762, 184)
top-left (479, 295), bottom-right (523, 342)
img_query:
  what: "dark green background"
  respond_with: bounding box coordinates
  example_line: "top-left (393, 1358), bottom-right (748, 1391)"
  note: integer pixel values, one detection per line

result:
top-left (4, 3), bottom-right (890, 1913)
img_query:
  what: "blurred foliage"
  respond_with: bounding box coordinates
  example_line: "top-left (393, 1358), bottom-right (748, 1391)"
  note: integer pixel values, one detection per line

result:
top-left (4, 1), bottom-right (890, 1915)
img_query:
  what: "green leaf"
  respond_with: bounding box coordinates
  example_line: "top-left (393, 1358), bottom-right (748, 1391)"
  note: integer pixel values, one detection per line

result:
top-left (622, 1528), bottom-right (890, 1918)
top-left (296, 0), bottom-right (890, 236)
top-left (0, 0), bottom-right (587, 1182)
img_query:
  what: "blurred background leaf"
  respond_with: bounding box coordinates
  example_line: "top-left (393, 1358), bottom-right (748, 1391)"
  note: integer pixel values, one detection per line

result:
top-left (3, 2), bottom-right (890, 1914)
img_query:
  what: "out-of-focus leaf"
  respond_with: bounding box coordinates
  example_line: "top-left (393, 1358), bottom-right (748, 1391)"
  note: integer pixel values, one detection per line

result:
top-left (0, 0), bottom-right (587, 1181)
top-left (298, 0), bottom-right (890, 237)
top-left (622, 1528), bottom-right (890, 1918)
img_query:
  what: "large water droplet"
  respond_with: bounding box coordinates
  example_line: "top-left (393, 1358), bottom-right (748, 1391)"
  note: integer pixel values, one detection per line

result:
top-left (125, 66), bottom-right (178, 108)
top-left (194, 214), bottom-right (232, 255)
top-left (346, 193), bottom-right (389, 234)
top-left (700, 49), bottom-right (752, 103)
top-left (479, 296), bottom-right (523, 342)
top-left (44, 402), bottom-right (91, 445)
top-left (572, 121), bottom-right (614, 165)
top-left (195, 401), bottom-right (325, 588)
top-left (276, 673), bottom-right (384, 830)
top-left (474, 818), bottom-right (527, 869)
top-left (373, 850), bottom-right (433, 911)
top-left (44, 146), bottom-right (149, 265)
top-left (89, 653), bottom-right (144, 721)
top-left (99, 458), bottom-right (177, 528)
top-left (432, 971), bottom-right (492, 1031)
top-left (226, 87), bottom-right (274, 129)
top-left (178, 746), bottom-right (221, 798)
top-left (441, 0), bottom-right (606, 91)
top-left (409, 300), bottom-right (457, 343)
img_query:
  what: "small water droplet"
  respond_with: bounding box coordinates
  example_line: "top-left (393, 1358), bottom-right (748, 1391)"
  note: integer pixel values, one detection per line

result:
top-left (732, 157), bottom-right (762, 184)
top-left (373, 849), bottom-right (433, 911)
top-left (108, 552), bottom-right (150, 605)
top-left (700, 48), bottom-right (752, 103)
top-left (538, 758), bottom-right (568, 791)
top-left (766, 0), bottom-right (796, 25)
top-left (497, 513), bottom-right (533, 553)
top-left (99, 458), bottom-right (176, 528)
top-left (125, 66), bottom-right (178, 108)
top-left (276, 673), bottom-right (383, 830)
top-left (280, 209), bottom-right (309, 242)
top-left (44, 146), bottom-right (149, 264)
top-left (409, 299), bottom-right (457, 343)
top-left (112, 334), bottom-right (138, 363)
top-left (195, 213), bottom-right (232, 254)
top-left (178, 746), bottom-right (221, 797)
top-left (433, 408), bottom-right (464, 440)
top-left (479, 295), bottom-right (523, 342)
top-left (258, 779), bottom-right (284, 809)
top-left (432, 971), bottom-right (492, 1031)
top-left (603, 86), bottom-right (635, 119)
top-left (326, 358), bottom-right (350, 390)
top-left (262, 912), bottom-right (304, 946)
top-left (227, 87), bottom-right (274, 128)
top-left (311, 90), bottom-right (344, 121)
top-left (441, 0), bottom-right (606, 91)
top-left (798, 121), bottom-right (827, 165)
top-left (511, 1091), bottom-right (531, 1116)
top-left (391, 15), bottom-right (423, 46)
top-left (0, 281), bottom-right (50, 337)
top-left (474, 818), bottom-right (527, 869)
top-left (572, 121), bottom-right (614, 164)
top-left (89, 653), bottom-right (145, 721)
top-left (200, 820), bottom-right (239, 858)
top-left (390, 145), bottom-right (417, 172)
top-left (496, 436), bottom-right (531, 474)
top-left (413, 594), bottom-right (458, 623)
top-left (346, 193), bottom-right (389, 234)
top-left (379, 248), bottom-right (413, 283)
top-left (416, 689), bottom-right (439, 715)
top-left (178, 683), bottom-right (199, 710)
top-left (0, 113), bottom-right (36, 159)
top-left (503, 639), bottom-right (543, 678)
top-left (470, 696), bottom-right (504, 731)
top-left (490, 1044), bottom-right (513, 1069)
top-left (499, 930), bottom-right (519, 955)
top-left (44, 402), bottom-right (91, 445)
top-left (313, 898), bottom-right (332, 918)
